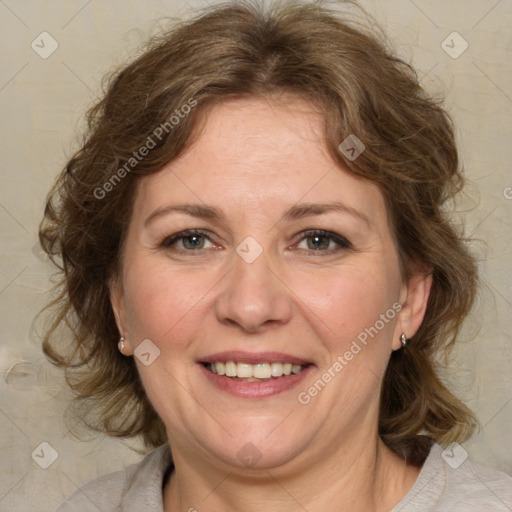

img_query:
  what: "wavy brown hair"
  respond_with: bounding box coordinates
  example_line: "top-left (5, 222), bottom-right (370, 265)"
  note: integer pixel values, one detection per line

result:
top-left (39, 0), bottom-right (478, 459)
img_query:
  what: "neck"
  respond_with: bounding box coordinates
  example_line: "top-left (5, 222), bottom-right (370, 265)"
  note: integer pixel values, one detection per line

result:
top-left (163, 435), bottom-right (421, 512)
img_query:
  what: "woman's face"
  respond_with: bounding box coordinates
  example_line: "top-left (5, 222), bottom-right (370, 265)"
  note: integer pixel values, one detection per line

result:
top-left (111, 96), bottom-right (428, 471)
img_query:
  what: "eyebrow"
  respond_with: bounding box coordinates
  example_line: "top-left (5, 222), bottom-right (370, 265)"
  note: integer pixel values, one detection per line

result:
top-left (144, 201), bottom-right (371, 228)
top-left (282, 202), bottom-right (371, 227)
top-left (144, 204), bottom-right (226, 227)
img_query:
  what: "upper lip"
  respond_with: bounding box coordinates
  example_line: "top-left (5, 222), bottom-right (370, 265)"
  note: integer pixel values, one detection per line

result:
top-left (199, 351), bottom-right (312, 366)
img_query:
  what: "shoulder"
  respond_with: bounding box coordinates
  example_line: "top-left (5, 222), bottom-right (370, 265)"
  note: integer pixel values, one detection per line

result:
top-left (393, 443), bottom-right (512, 512)
top-left (55, 444), bottom-right (172, 512)
top-left (437, 445), bottom-right (512, 511)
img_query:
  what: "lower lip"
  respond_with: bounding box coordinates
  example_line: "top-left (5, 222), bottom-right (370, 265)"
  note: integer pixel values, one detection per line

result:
top-left (199, 364), bottom-right (313, 398)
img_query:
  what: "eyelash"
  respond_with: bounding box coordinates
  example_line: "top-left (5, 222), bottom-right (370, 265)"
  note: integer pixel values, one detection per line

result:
top-left (161, 229), bottom-right (217, 252)
top-left (295, 229), bottom-right (352, 254)
top-left (160, 229), bottom-right (352, 254)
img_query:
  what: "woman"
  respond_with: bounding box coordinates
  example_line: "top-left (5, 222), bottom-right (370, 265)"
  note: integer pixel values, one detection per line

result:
top-left (39, 1), bottom-right (512, 510)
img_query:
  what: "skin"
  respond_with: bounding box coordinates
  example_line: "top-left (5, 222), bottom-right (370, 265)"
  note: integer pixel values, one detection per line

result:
top-left (110, 95), bottom-right (432, 512)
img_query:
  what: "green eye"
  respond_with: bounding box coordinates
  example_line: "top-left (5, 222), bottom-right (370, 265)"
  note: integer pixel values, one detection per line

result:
top-left (296, 230), bottom-right (351, 252)
top-left (306, 234), bottom-right (332, 250)
top-left (181, 234), bottom-right (206, 250)
top-left (162, 230), bottom-right (215, 251)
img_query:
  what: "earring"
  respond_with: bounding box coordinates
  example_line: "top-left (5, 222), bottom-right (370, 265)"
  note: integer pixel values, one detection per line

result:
top-left (400, 333), bottom-right (408, 348)
top-left (118, 337), bottom-right (125, 353)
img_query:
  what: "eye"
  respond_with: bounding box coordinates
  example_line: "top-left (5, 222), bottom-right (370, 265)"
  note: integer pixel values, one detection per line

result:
top-left (295, 230), bottom-right (351, 253)
top-left (161, 230), bottom-right (218, 251)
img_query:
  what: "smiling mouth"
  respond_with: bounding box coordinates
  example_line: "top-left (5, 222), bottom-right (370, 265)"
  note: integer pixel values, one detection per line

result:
top-left (203, 361), bottom-right (309, 381)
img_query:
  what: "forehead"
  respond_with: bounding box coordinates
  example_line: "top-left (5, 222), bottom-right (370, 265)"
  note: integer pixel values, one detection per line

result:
top-left (133, 95), bottom-right (387, 226)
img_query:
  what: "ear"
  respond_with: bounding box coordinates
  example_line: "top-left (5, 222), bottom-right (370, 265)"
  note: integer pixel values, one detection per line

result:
top-left (393, 271), bottom-right (433, 351)
top-left (108, 273), bottom-right (133, 354)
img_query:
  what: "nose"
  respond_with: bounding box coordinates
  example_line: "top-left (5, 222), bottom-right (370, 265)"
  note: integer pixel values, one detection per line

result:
top-left (214, 249), bottom-right (293, 333)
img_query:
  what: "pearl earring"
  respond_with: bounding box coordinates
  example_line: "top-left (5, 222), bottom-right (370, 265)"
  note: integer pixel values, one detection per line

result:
top-left (118, 337), bottom-right (125, 352)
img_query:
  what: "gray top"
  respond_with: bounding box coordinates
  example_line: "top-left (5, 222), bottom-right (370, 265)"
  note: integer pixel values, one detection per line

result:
top-left (56, 443), bottom-right (512, 511)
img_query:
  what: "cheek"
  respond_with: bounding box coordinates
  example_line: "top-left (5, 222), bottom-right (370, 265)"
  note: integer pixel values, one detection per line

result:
top-left (296, 264), bottom-right (399, 354)
top-left (296, 265), bottom-right (402, 412)
top-left (121, 259), bottom-right (213, 346)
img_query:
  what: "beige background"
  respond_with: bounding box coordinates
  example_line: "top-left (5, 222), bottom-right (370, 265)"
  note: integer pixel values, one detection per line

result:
top-left (0, 0), bottom-right (511, 510)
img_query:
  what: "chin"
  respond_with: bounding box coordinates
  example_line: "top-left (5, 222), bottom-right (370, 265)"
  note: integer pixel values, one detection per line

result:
top-left (192, 417), bottom-right (314, 472)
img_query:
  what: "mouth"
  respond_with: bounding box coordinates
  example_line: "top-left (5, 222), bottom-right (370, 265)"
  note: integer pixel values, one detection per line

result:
top-left (198, 352), bottom-right (314, 398)
top-left (203, 361), bottom-right (308, 381)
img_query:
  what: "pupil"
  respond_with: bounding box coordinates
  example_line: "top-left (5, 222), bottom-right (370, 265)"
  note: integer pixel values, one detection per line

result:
top-left (184, 235), bottom-right (204, 249)
top-left (309, 235), bottom-right (329, 250)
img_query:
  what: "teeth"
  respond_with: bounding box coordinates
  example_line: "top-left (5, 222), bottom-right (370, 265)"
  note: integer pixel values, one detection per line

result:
top-left (253, 363), bottom-right (271, 379)
top-left (209, 361), bottom-right (305, 380)
top-left (270, 362), bottom-right (283, 377)
top-left (237, 362), bottom-right (253, 378)
top-left (225, 361), bottom-right (237, 377)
